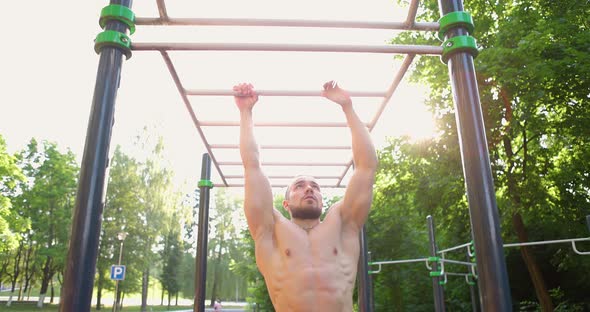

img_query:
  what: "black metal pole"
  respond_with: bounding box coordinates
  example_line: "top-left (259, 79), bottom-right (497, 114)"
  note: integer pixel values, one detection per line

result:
top-left (357, 226), bottom-right (373, 312)
top-left (60, 1), bottom-right (132, 311)
top-left (427, 216), bottom-right (446, 312)
top-left (194, 154), bottom-right (212, 312)
top-left (586, 215), bottom-right (590, 232)
top-left (437, 1), bottom-right (512, 310)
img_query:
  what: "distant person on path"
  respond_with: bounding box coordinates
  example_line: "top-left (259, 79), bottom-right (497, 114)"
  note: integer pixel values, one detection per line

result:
top-left (213, 299), bottom-right (222, 311)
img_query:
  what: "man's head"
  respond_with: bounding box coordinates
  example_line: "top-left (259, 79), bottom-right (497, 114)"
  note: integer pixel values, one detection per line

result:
top-left (283, 175), bottom-right (324, 220)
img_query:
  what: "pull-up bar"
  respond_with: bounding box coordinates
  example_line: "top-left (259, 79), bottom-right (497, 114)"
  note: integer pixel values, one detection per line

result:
top-left (136, 17), bottom-right (439, 31)
top-left (218, 161), bottom-right (348, 166)
top-left (186, 89), bottom-right (386, 97)
top-left (132, 42), bottom-right (443, 55)
top-left (210, 144), bottom-right (351, 150)
top-left (199, 121), bottom-right (367, 127)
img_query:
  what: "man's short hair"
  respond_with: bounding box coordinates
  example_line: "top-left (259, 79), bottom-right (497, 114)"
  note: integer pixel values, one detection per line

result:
top-left (284, 175), bottom-right (317, 200)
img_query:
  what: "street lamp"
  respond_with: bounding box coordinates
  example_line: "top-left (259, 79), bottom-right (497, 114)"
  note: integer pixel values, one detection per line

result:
top-left (112, 231), bottom-right (127, 312)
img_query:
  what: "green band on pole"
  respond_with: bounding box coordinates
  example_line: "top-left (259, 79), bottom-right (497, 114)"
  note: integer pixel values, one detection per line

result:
top-left (438, 11), bottom-right (474, 41)
top-left (467, 273), bottom-right (477, 285)
top-left (94, 30), bottom-right (132, 59)
top-left (438, 280), bottom-right (447, 285)
top-left (441, 35), bottom-right (478, 64)
top-left (428, 256), bottom-right (440, 262)
top-left (198, 180), bottom-right (214, 188)
top-left (430, 271), bottom-right (443, 277)
top-left (99, 4), bottom-right (136, 34)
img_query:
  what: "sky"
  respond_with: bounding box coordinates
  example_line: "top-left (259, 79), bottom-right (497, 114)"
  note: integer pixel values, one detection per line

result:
top-left (0, 0), bottom-right (439, 198)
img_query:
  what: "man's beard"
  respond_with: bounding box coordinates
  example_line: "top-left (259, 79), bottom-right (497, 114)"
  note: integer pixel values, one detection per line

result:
top-left (290, 205), bottom-right (321, 219)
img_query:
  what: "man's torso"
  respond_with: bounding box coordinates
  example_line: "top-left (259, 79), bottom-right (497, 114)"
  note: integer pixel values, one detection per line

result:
top-left (255, 208), bottom-right (360, 312)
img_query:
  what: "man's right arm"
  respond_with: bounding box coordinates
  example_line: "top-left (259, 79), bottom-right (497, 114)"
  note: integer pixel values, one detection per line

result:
top-left (235, 84), bottom-right (275, 241)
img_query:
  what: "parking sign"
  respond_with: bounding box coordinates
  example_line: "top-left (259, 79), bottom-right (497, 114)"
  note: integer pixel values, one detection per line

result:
top-left (110, 265), bottom-right (126, 280)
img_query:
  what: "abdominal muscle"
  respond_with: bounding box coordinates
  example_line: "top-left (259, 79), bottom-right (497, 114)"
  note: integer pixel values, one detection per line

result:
top-left (267, 264), bottom-right (355, 312)
top-left (257, 220), bottom-right (360, 312)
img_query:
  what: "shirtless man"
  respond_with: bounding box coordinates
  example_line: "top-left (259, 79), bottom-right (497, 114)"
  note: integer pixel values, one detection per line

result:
top-left (234, 81), bottom-right (377, 312)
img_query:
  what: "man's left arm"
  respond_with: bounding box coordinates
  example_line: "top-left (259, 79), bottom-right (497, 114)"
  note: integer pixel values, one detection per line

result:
top-left (322, 81), bottom-right (378, 230)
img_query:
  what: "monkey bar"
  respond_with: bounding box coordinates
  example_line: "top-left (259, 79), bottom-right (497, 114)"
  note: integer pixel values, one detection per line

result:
top-left (61, 0), bottom-right (513, 311)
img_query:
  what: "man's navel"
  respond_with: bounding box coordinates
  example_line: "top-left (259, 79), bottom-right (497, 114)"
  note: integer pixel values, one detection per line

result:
top-left (333, 247), bottom-right (338, 255)
top-left (285, 248), bottom-right (291, 257)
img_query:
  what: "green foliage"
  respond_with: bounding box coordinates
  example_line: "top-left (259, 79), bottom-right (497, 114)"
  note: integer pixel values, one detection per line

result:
top-left (376, 0), bottom-right (590, 309)
top-left (0, 134), bottom-right (27, 254)
top-left (231, 228), bottom-right (273, 311)
top-left (160, 223), bottom-right (183, 300)
top-left (205, 189), bottom-right (248, 302)
top-left (13, 138), bottom-right (79, 297)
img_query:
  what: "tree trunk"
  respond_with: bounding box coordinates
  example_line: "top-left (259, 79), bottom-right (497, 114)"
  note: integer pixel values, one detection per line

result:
top-left (512, 213), bottom-right (554, 311)
top-left (96, 270), bottom-right (104, 310)
top-left (50, 278), bottom-right (54, 303)
top-left (141, 268), bottom-right (149, 312)
top-left (210, 231), bottom-right (225, 307)
top-left (38, 256), bottom-right (52, 307)
top-left (9, 243), bottom-right (23, 296)
top-left (500, 86), bottom-right (554, 312)
top-left (23, 256), bottom-right (34, 301)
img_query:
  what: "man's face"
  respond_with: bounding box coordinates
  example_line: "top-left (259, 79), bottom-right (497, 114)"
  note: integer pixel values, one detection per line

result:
top-left (284, 176), bottom-right (323, 220)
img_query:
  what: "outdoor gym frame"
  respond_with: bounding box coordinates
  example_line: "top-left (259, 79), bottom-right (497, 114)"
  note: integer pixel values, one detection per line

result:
top-left (60, 0), bottom-right (513, 311)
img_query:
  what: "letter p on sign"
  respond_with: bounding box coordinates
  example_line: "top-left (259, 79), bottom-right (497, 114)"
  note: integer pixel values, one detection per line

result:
top-left (111, 265), bottom-right (126, 280)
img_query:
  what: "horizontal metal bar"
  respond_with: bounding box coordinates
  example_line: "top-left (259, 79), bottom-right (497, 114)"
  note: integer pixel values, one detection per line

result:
top-left (445, 272), bottom-right (471, 277)
top-left (504, 237), bottom-right (590, 248)
top-left (370, 258), bottom-right (429, 265)
top-left (210, 144), bottom-right (351, 150)
top-left (219, 184), bottom-right (346, 188)
top-left (135, 17), bottom-right (439, 31)
top-left (440, 259), bottom-right (476, 267)
top-left (438, 242), bottom-right (473, 254)
top-left (218, 161), bottom-right (348, 166)
top-left (224, 175), bottom-right (342, 179)
top-left (132, 42), bottom-right (443, 55)
top-left (200, 121), bottom-right (363, 127)
top-left (186, 89), bottom-right (386, 97)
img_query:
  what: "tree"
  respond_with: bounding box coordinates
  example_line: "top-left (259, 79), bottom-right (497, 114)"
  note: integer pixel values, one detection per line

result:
top-left (160, 220), bottom-right (183, 308)
top-left (206, 189), bottom-right (246, 306)
top-left (0, 134), bottom-right (27, 255)
top-left (15, 139), bottom-right (78, 307)
top-left (96, 145), bottom-right (143, 310)
top-left (0, 135), bottom-right (29, 306)
top-left (135, 135), bottom-right (178, 312)
top-left (384, 0), bottom-right (590, 309)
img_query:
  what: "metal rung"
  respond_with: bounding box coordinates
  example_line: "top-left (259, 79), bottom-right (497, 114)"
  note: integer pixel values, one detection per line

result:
top-left (133, 42), bottom-right (443, 55)
top-left (200, 121), bottom-right (363, 127)
top-left (135, 17), bottom-right (439, 31)
top-left (210, 144), bottom-right (351, 150)
top-left (218, 161), bottom-right (348, 166)
top-left (220, 183), bottom-right (346, 188)
top-left (224, 175), bottom-right (342, 179)
top-left (185, 89), bottom-right (386, 97)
